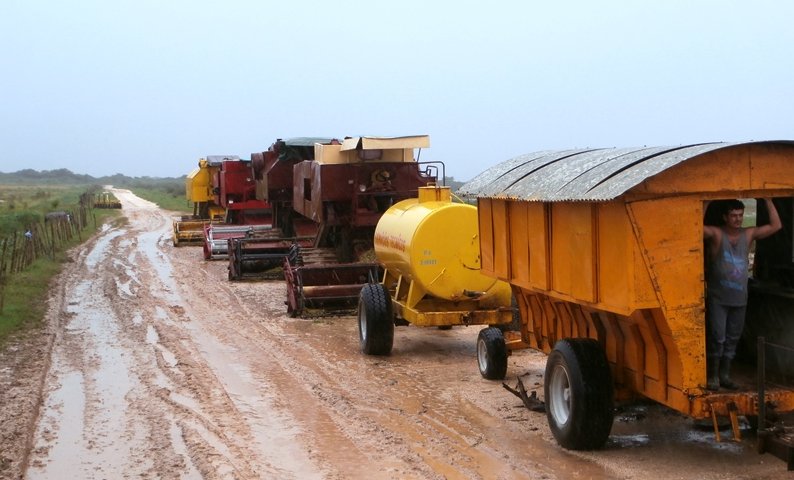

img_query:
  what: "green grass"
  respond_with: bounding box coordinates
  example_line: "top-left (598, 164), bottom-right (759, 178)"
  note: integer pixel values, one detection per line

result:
top-left (0, 255), bottom-right (63, 338)
top-left (0, 186), bottom-right (121, 344)
top-left (129, 186), bottom-right (191, 213)
top-left (0, 185), bottom-right (95, 236)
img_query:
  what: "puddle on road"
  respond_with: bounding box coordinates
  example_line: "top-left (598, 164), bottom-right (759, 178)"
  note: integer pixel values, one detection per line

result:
top-left (608, 403), bottom-right (747, 454)
top-left (29, 220), bottom-right (142, 478)
top-left (84, 229), bottom-right (123, 270)
top-left (115, 278), bottom-right (133, 296)
top-left (137, 230), bottom-right (180, 303)
top-left (146, 324), bottom-right (159, 344)
top-left (28, 370), bottom-right (85, 480)
top-left (169, 423), bottom-right (202, 478)
top-left (146, 324), bottom-right (178, 368)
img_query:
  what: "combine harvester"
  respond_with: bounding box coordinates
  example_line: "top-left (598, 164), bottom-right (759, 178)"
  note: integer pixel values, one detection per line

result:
top-left (356, 185), bottom-right (515, 378)
top-left (201, 157), bottom-right (275, 260)
top-left (233, 135), bottom-right (440, 317)
top-left (172, 156), bottom-right (227, 246)
top-left (227, 138), bottom-right (333, 280)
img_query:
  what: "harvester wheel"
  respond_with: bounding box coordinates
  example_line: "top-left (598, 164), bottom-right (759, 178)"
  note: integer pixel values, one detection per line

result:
top-left (544, 338), bottom-right (613, 450)
top-left (358, 283), bottom-right (394, 355)
top-left (477, 327), bottom-right (507, 380)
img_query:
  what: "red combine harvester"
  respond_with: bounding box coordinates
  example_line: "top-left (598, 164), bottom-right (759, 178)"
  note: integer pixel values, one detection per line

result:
top-left (233, 135), bottom-right (441, 317)
top-left (201, 158), bottom-right (276, 260)
top-left (226, 138), bottom-right (332, 279)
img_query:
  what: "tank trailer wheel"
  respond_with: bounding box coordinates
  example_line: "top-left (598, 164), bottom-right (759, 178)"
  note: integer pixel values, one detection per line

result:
top-left (477, 327), bottom-right (508, 380)
top-left (544, 338), bottom-right (614, 450)
top-left (358, 283), bottom-right (394, 355)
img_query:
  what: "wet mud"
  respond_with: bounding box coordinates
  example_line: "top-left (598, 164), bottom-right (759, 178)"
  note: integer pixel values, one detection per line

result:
top-left (0, 189), bottom-right (789, 479)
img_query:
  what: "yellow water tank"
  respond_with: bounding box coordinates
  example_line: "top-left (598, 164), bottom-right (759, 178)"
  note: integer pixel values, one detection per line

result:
top-left (374, 186), bottom-right (509, 304)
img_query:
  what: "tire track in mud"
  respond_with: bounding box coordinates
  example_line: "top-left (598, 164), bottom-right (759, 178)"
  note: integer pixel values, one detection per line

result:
top-left (166, 239), bottom-right (611, 478)
top-left (28, 188), bottom-right (616, 479)
top-left (26, 192), bottom-right (298, 479)
top-left (26, 189), bottom-right (614, 479)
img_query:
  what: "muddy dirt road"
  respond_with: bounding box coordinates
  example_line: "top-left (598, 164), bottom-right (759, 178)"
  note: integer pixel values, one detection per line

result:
top-left (0, 189), bottom-right (789, 479)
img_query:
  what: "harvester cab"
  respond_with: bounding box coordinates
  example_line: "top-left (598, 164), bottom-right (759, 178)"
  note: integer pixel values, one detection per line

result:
top-left (172, 156), bottom-right (226, 246)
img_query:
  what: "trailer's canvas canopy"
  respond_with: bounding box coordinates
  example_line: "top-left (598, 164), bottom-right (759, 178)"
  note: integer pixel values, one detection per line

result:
top-left (459, 141), bottom-right (794, 202)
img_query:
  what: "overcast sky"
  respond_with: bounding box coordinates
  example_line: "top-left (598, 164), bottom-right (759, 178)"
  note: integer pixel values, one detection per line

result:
top-left (2, 1), bottom-right (793, 181)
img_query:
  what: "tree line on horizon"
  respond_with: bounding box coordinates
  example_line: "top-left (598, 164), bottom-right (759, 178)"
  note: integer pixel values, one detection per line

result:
top-left (0, 168), bottom-right (185, 186)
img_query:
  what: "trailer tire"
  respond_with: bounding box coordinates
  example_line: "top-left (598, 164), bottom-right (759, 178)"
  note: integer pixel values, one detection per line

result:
top-left (544, 338), bottom-right (613, 450)
top-left (477, 327), bottom-right (508, 380)
top-left (358, 283), bottom-right (394, 355)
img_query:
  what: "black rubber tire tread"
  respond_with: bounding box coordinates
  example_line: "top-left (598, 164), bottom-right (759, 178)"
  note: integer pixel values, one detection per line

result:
top-left (358, 283), bottom-right (394, 355)
top-left (544, 338), bottom-right (613, 450)
top-left (477, 327), bottom-right (508, 380)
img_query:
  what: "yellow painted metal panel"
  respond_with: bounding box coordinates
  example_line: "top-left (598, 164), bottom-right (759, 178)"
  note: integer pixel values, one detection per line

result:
top-left (551, 203), bottom-right (595, 302)
top-left (508, 202), bottom-right (531, 287)
top-left (627, 197), bottom-right (705, 390)
top-left (630, 144), bottom-right (794, 196)
top-left (478, 199), bottom-right (495, 275)
top-left (627, 197), bottom-right (704, 316)
top-left (527, 203), bottom-right (549, 290)
top-left (633, 236), bottom-right (659, 307)
top-left (750, 144), bottom-right (794, 189)
top-left (492, 199), bottom-right (511, 280)
top-left (638, 149), bottom-right (750, 195)
top-left (596, 202), bottom-right (632, 310)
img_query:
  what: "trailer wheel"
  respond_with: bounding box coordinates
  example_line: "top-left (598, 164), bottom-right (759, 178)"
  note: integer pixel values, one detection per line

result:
top-left (477, 327), bottom-right (508, 380)
top-left (544, 338), bottom-right (613, 450)
top-left (358, 283), bottom-right (394, 355)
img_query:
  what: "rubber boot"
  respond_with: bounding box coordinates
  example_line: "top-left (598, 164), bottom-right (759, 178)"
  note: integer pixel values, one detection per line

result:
top-left (706, 356), bottom-right (720, 391)
top-left (719, 357), bottom-right (739, 390)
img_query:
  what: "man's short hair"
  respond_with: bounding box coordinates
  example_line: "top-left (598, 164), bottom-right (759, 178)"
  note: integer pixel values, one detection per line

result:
top-left (725, 199), bottom-right (745, 213)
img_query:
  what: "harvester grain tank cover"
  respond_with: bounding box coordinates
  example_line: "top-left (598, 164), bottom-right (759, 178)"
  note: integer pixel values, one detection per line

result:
top-left (340, 135), bottom-right (430, 151)
top-left (205, 155), bottom-right (240, 166)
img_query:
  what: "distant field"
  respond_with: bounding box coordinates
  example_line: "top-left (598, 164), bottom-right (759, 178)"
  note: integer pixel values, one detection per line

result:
top-left (0, 185), bottom-right (94, 236)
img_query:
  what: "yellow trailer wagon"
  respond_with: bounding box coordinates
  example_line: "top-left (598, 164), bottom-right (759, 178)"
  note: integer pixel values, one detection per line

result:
top-left (460, 140), bottom-right (794, 455)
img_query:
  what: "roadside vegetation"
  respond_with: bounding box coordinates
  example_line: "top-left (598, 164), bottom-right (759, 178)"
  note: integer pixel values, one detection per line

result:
top-left (128, 183), bottom-right (190, 213)
top-left (0, 183), bottom-right (120, 344)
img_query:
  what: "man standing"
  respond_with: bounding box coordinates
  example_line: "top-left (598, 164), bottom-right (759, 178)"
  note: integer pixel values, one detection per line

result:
top-left (703, 198), bottom-right (781, 391)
